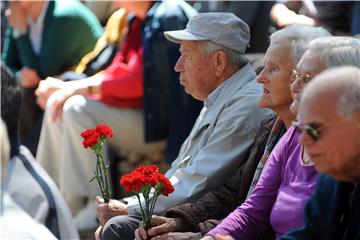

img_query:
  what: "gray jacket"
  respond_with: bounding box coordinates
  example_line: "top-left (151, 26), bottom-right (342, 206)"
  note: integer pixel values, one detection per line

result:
top-left (127, 64), bottom-right (273, 215)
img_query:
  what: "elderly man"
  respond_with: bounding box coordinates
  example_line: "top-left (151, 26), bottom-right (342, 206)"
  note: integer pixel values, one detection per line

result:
top-left (96, 12), bottom-right (272, 240)
top-left (279, 66), bottom-right (360, 240)
top-left (290, 36), bottom-right (360, 115)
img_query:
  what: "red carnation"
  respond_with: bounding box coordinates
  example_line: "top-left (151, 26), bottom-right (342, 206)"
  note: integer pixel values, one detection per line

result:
top-left (82, 133), bottom-right (100, 148)
top-left (80, 124), bottom-right (114, 203)
top-left (135, 165), bottom-right (159, 175)
top-left (153, 173), bottom-right (174, 196)
top-left (96, 125), bottom-right (113, 138)
top-left (120, 172), bottom-right (146, 192)
top-left (120, 165), bottom-right (174, 231)
top-left (81, 128), bottom-right (95, 138)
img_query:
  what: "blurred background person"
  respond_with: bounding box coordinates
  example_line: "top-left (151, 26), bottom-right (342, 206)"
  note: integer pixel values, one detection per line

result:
top-left (83, 0), bottom-right (115, 26)
top-left (0, 117), bottom-right (56, 240)
top-left (270, 1), bottom-right (357, 36)
top-left (1, 64), bottom-right (79, 239)
top-left (1, 0), bottom-right (102, 155)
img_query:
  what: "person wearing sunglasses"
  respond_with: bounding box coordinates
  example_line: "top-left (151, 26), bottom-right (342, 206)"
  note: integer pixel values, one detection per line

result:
top-left (202, 38), bottom-right (360, 240)
top-left (279, 66), bottom-right (360, 240)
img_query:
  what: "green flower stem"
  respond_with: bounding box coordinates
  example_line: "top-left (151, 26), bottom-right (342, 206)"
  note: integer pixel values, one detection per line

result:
top-left (94, 173), bottom-right (105, 202)
top-left (92, 140), bottom-right (111, 203)
top-left (136, 194), bottom-right (150, 231)
top-left (99, 153), bottom-right (110, 203)
top-left (149, 193), bottom-right (159, 219)
top-left (96, 154), bottom-right (105, 194)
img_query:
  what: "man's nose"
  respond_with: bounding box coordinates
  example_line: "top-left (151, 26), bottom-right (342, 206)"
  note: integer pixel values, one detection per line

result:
top-left (174, 56), bottom-right (184, 72)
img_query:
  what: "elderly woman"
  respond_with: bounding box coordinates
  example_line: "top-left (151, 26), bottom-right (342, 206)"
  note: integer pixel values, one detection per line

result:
top-left (205, 37), bottom-right (360, 240)
top-left (135, 25), bottom-right (330, 240)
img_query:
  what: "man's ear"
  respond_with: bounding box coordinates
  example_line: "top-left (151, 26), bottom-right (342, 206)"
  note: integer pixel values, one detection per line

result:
top-left (214, 50), bottom-right (227, 77)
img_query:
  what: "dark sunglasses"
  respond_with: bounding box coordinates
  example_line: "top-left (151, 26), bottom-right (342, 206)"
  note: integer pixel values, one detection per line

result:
top-left (290, 69), bottom-right (311, 86)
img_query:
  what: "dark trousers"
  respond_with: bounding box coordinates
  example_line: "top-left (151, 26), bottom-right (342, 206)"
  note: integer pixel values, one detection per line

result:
top-left (19, 88), bottom-right (43, 156)
top-left (102, 212), bottom-right (142, 240)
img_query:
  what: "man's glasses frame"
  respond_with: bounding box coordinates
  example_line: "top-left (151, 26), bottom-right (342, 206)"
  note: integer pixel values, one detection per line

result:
top-left (293, 115), bottom-right (350, 141)
top-left (292, 120), bottom-right (322, 141)
top-left (290, 69), bottom-right (311, 86)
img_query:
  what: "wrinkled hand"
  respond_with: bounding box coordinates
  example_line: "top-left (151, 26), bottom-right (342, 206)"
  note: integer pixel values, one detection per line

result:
top-left (135, 216), bottom-right (176, 239)
top-left (19, 67), bottom-right (40, 88)
top-left (35, 77), bottom-right (65, 109)
top-left (47, 88), bottom-right (73, 122)
top-left (6, 2), bottom-right (27, 31)
top-left (94, 225), bottom-right (103, 240)
top-left (96, 196), bottom-right (128, 226)
top-left (47, 80), bottom-right (85, 122)
top-left (136, 230), bottom-right (202, 240)
top-left (277, 14), bottom-right (316, 28)
top-left (135, 216), bottom-right (194, 240)
top-left (200, 236), bottom-right (214, 240)
top-left (214, 234), bottom-right (235, 240)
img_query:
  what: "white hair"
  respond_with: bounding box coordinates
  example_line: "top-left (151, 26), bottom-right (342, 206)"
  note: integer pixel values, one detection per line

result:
top-left (303, 66), bottom-right (360, 116)
top-left (308, 37), bottom-right (360, 68)
top-left (200, 40), bottom-right (249, 67)
top-left (270, 25), bottom-right (331, 64)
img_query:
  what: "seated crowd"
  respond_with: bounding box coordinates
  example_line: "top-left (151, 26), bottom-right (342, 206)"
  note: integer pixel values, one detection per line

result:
top-left (1, 1), bottom-right (359, 240)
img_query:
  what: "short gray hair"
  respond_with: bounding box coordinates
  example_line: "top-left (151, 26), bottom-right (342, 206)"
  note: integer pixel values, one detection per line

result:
top-left (303, 66), bottom-right (360, 116)
top-left (270, 25), bottom-right (331, 64)
top-left (308, 37), bottom-right (360, 68)
top-left (200, 40), bottom-right (249, 67)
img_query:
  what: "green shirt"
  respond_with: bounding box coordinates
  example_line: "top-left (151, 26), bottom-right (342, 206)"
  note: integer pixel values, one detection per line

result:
top-left (2, 0), bottom-right (103, 79)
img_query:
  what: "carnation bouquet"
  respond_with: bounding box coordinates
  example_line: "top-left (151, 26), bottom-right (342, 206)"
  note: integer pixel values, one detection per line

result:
top-left (120, 165), bottom-right (174, 231)
top-left (80, 125), bottom-right (113, 203)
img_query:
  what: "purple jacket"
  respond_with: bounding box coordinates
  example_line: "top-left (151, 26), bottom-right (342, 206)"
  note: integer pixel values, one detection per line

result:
top-left (207, 126), bottom-right (319, 239)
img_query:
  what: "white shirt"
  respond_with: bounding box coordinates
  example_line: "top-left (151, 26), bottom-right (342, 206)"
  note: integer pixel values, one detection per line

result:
top-left (27, 1), bottom-right (49, 55)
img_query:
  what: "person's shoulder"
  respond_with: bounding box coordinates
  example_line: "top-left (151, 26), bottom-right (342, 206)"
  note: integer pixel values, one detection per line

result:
top-left (153, 0), bottom-right (197, 20)
top-left (52, 0), bottom-right (97, 20)
top-left (317, 174), bottom-right (342, 188)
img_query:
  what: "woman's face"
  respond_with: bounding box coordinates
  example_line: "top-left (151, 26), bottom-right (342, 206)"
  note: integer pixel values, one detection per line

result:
top-left (256, 44), bottom-right (294, 113)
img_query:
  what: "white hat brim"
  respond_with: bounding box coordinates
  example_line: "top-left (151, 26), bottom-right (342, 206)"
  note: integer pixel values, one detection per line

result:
top-left (164, 30), bottom-right (208, 43)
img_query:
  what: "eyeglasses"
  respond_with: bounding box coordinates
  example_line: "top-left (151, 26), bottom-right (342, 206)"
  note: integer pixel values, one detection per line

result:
top-left (290, 69), bottom-right (311, 86)
top-left (293, 116), bottom-right (348, 141)
top-left (293, 120), bottom-right (322, 141)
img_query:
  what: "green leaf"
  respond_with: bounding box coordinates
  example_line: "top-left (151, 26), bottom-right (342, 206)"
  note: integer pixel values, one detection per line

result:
top-left (89, 175), bottom-right (97, 183)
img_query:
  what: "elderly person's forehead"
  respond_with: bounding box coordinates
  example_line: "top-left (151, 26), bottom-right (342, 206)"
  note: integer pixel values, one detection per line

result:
top-left (295, 50), bottom-right (325, 76)
top-left (300, 66), bottom-right (360, 117)
top-left (304, 36), bottom-right (360, 69)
